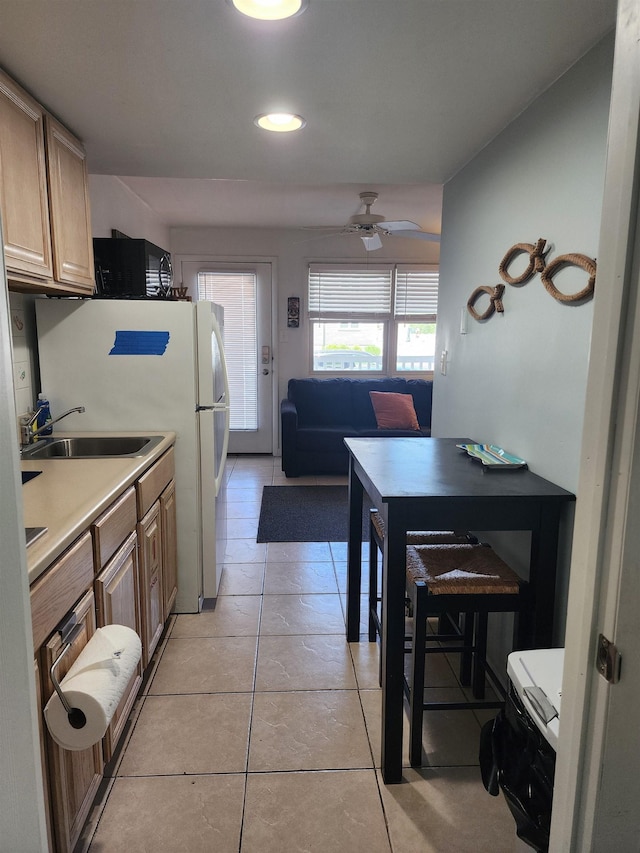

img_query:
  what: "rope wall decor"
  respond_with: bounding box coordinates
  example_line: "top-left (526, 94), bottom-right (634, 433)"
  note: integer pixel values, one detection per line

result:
top-left (540, 253), bottom-right (596, 303)
top-left (467, 284), bottom-right (505, 321)
top-left (498, 238), bottom-right (547, 285)
top-left (466, 237), bottom-right (597, 321)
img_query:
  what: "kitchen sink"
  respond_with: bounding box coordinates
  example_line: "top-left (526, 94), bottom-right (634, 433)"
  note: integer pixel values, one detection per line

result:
top-left (21, 435), bottom-right (164, 460)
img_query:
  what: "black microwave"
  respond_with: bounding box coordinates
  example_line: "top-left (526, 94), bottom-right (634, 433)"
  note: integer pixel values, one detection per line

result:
top-left (93, 238), bottom-right (173, 298)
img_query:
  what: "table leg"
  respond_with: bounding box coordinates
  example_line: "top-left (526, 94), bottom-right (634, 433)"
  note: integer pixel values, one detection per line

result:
top-left (527, 504), bottom-right (562, 647)
top-left (380, 511), bottom-right (407, 783)
top-left (346, 459), bottom-right (364, 643)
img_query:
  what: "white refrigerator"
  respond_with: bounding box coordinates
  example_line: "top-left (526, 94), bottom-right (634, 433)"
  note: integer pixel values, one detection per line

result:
top-left (35, 297), bottom-right (230, 611)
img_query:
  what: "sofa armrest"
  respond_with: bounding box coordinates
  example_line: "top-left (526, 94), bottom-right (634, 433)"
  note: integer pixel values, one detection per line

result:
top-left (281, 398), bottom-right (299, 476)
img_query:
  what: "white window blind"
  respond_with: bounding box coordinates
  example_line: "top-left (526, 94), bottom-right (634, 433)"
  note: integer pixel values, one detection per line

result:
top-left (394, 265), bottom-right (439, 320)
top-left (198, 271), bottom-right (258, 431)
top-left (308, 265), bottom-right (393, 316)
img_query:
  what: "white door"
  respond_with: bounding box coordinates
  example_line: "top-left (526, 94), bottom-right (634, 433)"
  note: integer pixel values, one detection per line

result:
top-left (550, 4), bottom-right (640, 849)
top-left (181, 259), bottom-right (274, 454)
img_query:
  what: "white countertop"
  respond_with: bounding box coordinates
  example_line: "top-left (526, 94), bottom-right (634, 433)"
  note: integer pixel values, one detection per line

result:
top-left (21, 431), bottom-right (176, 585)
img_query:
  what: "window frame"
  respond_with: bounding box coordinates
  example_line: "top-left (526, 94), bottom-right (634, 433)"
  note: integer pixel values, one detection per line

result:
top-left (308, 262), bottom-right (438, 377)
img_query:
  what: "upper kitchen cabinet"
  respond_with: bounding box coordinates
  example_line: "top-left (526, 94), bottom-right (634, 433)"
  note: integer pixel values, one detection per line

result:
top-left (44, 115), bottom-right (94, 291)
top-left (0, 68), bottom-right (53, 283)
top-left (0, 67), bottom-right (94, 294)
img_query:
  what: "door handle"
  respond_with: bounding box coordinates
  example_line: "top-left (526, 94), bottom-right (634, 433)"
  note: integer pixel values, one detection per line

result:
top-left (262, 368), bottom-right (269, 375)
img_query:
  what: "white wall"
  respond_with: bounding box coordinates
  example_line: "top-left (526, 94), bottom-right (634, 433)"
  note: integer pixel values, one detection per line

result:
top-left (434, 34), bottom-right (614, 644)
top-left (89, 174), bottom-right (171, 248)
top-left (170, 225), bottom-right (440, 407)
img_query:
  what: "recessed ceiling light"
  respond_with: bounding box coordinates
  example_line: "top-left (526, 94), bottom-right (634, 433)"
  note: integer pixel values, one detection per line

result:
top-left (230, 0), bottom-right (308, 21)
top-left (254, 113), bottom-right (306, 132)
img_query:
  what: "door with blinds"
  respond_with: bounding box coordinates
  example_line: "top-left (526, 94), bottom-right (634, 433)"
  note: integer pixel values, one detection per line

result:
top-left (181, 260), bottom-right (273, 453)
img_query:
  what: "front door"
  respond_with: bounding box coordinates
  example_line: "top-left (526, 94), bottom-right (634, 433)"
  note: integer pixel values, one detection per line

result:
top-left (181, 259), bottom-right (274, 454)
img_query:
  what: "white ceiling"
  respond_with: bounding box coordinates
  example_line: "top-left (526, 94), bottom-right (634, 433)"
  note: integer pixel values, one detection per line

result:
top-left (0, 0), bottom-right (616, 232)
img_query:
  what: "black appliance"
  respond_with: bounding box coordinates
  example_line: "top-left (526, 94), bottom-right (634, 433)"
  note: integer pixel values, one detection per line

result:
top-left (93, 238), bottom-right (173, 298)
top-left (480, 648), bottom-right (563, 852)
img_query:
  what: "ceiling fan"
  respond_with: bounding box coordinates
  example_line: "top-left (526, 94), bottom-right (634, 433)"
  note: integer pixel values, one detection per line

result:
top-left (304, 191), bottom-right (441, 251)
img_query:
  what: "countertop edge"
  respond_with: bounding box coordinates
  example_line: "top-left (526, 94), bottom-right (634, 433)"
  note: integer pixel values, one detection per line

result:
top-left (22, 431), bottom-right (176, 585)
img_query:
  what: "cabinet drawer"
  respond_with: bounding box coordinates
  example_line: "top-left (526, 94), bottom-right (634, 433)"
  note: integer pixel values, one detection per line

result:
top-left (136, 447), bottom-right (175, 518)
top-left (30, 531), bottom-right (93, 650)
top-left (91, 486), bottom-right (136, 571)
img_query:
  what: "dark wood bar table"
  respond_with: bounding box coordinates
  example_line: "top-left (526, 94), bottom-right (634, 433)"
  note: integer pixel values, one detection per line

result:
top-left (344, 436), bottom-right (575, 784)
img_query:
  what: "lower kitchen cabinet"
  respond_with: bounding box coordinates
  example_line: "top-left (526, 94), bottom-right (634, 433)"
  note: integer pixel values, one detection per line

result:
top-left (94, 530), bottom-right (142, 762)
top-left (29, 442), bottom-right (178, 853)
top-left (40, 590), bottom-right (103, 853)
top-left (161, 478), bottom-right (178, 617)
top-left (138, 500), bottom-right (165, 669)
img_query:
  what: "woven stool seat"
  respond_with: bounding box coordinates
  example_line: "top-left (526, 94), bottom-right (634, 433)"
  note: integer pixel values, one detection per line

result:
top-left (406, 544), bottom-right (521, 596)
top-left (404, 542), bottom-right (526, 767)
top-left (370, 510), bottom-right (473, 546)
top-left (368, 510), bottom-right (478, 647)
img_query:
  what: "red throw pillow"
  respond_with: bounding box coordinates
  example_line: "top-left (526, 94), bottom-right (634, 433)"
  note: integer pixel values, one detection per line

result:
top-left (369, 391), bottom-right (420, 430)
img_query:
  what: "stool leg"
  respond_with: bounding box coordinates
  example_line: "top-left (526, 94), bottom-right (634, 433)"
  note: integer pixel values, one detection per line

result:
top-left (472, 611), bottom-right (488, 700)
top-left (409, 585), bottom-right (428, 767)
top-left (368, 526), bottom-right (378, 643)
top-left (459, 612), bottom-right (474, 686)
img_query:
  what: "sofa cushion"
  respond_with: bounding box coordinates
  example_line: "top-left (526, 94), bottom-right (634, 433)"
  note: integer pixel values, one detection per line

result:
top-left (296, 425), bottom-right (359, 453)
top-left (288, 378), bottom-right (354, 427)
top-left (369, 391), bottom-right (420, 430)
top-left (406, 379), bottom-right (433, 431)
top-left (350, 377), bottom-right (410, 428)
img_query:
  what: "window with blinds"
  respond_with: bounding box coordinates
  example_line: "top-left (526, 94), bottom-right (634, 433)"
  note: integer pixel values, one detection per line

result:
top-left (394, 265), bottom-right (439, 321)
top-left (198, 271), bottom-right (258, 430)
top-left (308, 267), bottom-right (392, 317)
top-left (308, 263), bottom-right (438, 374)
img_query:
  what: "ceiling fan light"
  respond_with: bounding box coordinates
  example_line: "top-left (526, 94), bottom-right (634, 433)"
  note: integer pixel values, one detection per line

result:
top-left (230, 0), bottom-right (308, 20)
top-left (255, 112), bottom-right (306, 132)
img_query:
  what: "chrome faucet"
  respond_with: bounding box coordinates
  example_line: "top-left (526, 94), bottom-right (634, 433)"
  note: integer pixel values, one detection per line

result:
top-left (22, 406), bottom-right (86, 446)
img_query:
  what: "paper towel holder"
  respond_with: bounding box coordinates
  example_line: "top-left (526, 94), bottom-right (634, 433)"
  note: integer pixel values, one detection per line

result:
top-left (50, 614), bottom-right (88, 730)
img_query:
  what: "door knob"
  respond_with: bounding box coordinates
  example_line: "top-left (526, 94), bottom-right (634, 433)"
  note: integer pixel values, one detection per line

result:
top-left (262, 368), bottom-right (269, 375)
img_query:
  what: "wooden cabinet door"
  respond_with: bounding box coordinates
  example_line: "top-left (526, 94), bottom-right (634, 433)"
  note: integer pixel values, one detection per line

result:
top-left (0, 68), bottom-right (53, 282)
top-left (41, 590), bottom-right (103, 853)
top-left (44, 114), bottom-right (94, 293)
top-left (95, 531), bottom-right (142, 762)
top-left (138, 501), bottom-right (164, 668)
top-left (160, 479), bottom-right (178, 617)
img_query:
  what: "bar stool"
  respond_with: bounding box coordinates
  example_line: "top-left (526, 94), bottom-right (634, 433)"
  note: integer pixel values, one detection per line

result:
top-left (405, 542), bottom-right (527, 767)
top-left (368, 509), bottom-right (477, 683)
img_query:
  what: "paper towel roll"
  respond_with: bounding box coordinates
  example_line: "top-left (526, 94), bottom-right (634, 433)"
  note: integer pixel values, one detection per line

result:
top-left (44, 624), bottom-right (142, 751)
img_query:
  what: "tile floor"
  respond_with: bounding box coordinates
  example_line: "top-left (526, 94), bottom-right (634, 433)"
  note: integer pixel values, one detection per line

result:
top-left (80, 455), bottom-right (517, 853)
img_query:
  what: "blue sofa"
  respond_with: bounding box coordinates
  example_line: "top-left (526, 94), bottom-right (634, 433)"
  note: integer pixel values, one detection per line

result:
top-left (281, 377), bottom-right (433, 477)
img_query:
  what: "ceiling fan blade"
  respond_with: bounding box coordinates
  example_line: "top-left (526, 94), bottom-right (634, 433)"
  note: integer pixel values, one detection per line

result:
top-left (388, 229), bottom-right (441, 243)
top-left (380, 220), bottom-right (421, 231)
top-left (362, 232), bottom-right (383, 251)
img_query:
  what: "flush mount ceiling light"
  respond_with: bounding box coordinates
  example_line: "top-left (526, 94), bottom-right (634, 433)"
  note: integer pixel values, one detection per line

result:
top-left (254, 112), bottom-right (306, 132)
top-left (230, 0), bottom-right (308, 20)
